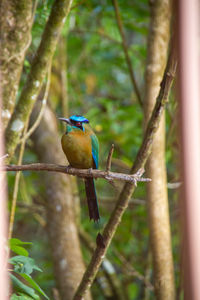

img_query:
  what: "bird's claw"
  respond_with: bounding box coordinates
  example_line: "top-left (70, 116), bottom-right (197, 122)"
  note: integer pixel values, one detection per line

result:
top-left (66, 165), bottom-right (72, 172)
top-left (88, 168), bottom-right (93, 175)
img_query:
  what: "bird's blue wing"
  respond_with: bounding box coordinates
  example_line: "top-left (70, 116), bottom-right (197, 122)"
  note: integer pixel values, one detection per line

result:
top-left (91, 134), bottom-right (99, 169)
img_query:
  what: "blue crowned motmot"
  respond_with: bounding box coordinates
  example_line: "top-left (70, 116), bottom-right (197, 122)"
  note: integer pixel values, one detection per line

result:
top-left (59, 115), bottom-right (100, 221)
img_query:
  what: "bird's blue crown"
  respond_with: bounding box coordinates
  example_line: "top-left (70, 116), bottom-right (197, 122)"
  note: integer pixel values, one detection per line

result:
top-left (70, 115), bottom-right (89, 123)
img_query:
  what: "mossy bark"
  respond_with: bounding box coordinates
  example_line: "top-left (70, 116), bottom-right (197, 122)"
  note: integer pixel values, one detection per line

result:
top-left (5, 0), bottom-right (73, 161)
top-left (31, 104), bottom-right (91, 300)
top-left (0, 0), bottom-right (33, 128)
top-left (144, 1), bottom-right (175, 299)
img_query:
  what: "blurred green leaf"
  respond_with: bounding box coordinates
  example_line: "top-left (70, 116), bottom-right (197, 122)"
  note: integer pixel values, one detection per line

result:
top-left (10, 246), bottom-right (29, 257)
top-left (9, 256), bottom-right (42, 275)
top-left (11, 293), bottom-right (34, 300)
top-left (9, 238), bottom-right (32, 246)
top-left (9, 239), bottom-right (32, 256)
top-left (20, 274), bottom-right (49, 300)
top-left (10, 274), bottom-right (39, 300)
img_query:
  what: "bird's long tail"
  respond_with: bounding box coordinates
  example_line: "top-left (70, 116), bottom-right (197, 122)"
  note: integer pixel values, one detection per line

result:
top-left (85, 178), bottom-right (100, 221)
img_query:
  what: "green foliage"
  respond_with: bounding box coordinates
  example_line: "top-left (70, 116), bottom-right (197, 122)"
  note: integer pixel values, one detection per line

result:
top-left (10, 274), bottom-right (40, 300)
top-left (9, 256), bottom-right (42, 274)
top-left (9, 239), bottom-right (32, 257)
top-left (11, 293), bottom-right (34, 300)
top-left (9, 238), bottom-right (49, 300)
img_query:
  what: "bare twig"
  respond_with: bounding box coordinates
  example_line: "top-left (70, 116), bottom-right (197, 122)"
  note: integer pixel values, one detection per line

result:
top-left (167, 182), bottom-right (182, 189)
top-left (2, 164), bottom-right (150, 185)
top-left (112, 0), bottom-right (143, 107)
top-left (71, 28), bottom-right (121, 45)
top-left (71, 0), bottom-right (87, 10)
top-left (72, 48), bottom-right (177, 300)
top-left (8, 120), bottom-right (29, 239)
top-left (17, 202), bottom-right (44, 214)
top-left (20, 61), bottom-right (52, 143)
top-left (32, 0), bottom-right (38, 21)
top-left (106, 144), bottom-right (114, 172)
top-left (59, 37), bottom-right (69, 117)
top-left (117, 251), bottom-right (154, 292)
top-left (8, 59), bottom-right (52, 238)
top-left (99, 197), bottom-right (146, 207)
top-left (0, 154), bottom-right (8, 161)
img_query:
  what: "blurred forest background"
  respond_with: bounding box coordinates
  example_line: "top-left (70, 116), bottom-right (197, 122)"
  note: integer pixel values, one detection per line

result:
top-left (1, 0), bottom-right (180, 299)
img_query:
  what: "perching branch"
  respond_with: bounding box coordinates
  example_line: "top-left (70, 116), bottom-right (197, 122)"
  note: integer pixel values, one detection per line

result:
top-left (2, 164), bottom-right (150, 185)
top-left (72, 47), bottom-right (177, 300)
top-left (112, 0), bottom-right (143, 107)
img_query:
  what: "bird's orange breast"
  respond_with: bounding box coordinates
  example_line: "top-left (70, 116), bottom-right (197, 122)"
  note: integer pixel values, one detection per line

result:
top-left (61, 129), bottom-right (93, 169)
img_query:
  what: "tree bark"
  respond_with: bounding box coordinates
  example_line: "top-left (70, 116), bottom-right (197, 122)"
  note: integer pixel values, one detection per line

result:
top-left (5, 0), bottom-right (73, 161)
top-left (31, 104), bottom-right (91, 300)
top-left (0, 0), bottom-right (33, 128)
top-left (144, 1), bottom-right (175, 299)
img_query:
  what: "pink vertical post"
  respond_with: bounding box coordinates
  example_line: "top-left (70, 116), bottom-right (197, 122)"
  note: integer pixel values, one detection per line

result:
top-left (178, 0), bottom-right (200, 298)
top-left (0, 81), bottom-right (9, 297)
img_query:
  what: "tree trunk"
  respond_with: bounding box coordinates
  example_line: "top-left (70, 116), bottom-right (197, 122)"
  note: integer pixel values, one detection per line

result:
top-left (144, 1), bottom-right (175, 299)
top-left (5, 0), bottom-right (73, 161)
top-left (31, 104), bottom-right (91, 300)
top-left (0, 0), bottom-right (33, 128)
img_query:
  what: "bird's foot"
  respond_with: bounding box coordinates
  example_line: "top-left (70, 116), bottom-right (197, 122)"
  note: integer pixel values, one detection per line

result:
top-left (66, 165), bottom-right (72, 172)
top-left (88, 168), bottom-right (93, 174)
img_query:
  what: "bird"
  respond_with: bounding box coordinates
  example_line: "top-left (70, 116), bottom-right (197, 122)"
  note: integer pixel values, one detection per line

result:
top-left (58, 115), bottom-right (100, 221)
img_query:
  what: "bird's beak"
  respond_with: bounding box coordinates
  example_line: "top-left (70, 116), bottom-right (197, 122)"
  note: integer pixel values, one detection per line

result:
top-left (58, 117), bottom-right (71, 124)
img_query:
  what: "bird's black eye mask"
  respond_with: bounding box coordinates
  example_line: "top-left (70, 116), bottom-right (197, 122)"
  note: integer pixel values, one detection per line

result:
top-left (70, 120), bottom-right (84, 130)
top-left (69, 115), bottom-right (89, 131)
